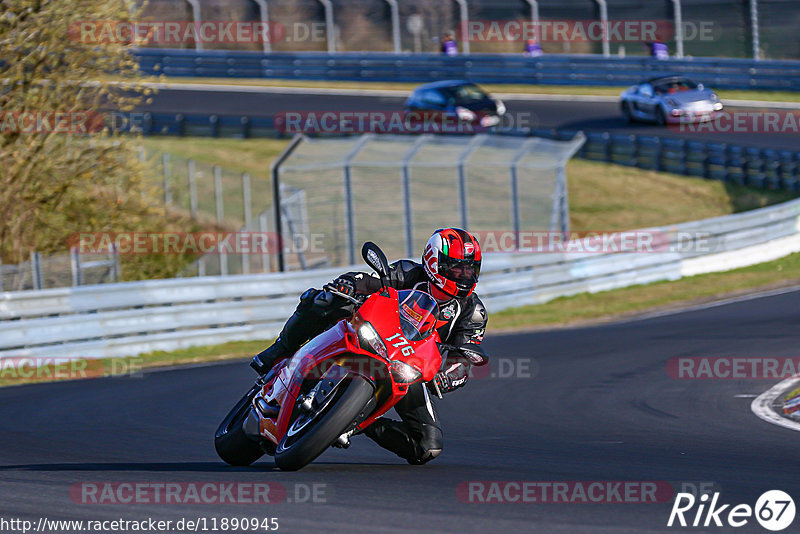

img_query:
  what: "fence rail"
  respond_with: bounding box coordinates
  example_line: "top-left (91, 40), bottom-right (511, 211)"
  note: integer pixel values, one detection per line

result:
top-left (2, 197), bottom-right (799, 360)
top-left (134, 49), bottom-right (800, 91)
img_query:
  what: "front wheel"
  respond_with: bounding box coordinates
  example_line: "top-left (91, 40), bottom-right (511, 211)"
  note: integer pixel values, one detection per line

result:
top-left (275, 375), bottom-right (374, 471)
top-left (215, 385), bottom-right (265, 466)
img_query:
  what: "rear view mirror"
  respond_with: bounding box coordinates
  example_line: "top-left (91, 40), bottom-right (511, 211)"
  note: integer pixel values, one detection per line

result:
top-left (460, 343), bottom-right (489, 366)
top-left (362, 242), bottom-right (389, 279)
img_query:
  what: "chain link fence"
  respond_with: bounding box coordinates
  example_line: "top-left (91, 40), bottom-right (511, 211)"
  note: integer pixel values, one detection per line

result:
top-left (273, 132), bottom-right (584, 270)
top-left (3, 132), bottom-right (583, 291)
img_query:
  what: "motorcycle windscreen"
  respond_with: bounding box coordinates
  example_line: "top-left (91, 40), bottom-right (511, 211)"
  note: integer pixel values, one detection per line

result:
top-left (398, 290), bottom-right (439, 342)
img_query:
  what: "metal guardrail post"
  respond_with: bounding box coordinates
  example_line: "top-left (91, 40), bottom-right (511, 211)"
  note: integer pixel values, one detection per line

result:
top-left (259, 213), bottom-right (270, 272)
top-left (220, 246), bottom-right (228, 276)
top-left (401, 136), bottom-right (430, 258)
top-left (186, 0), bottom-right (203, 50)
top-left (672, 0), bottom-right (684, 59)
top-left (188, 159), bottom-right (198, 218)
top-left (214, 165), bottom-right (224, 222)
top-left (242, 172), bottom-right (252, 226)
top-left (31, 252), bottom-right (42, 290)
top-left (111, 244), bottom-right (121, 282)
top-left (525, 0), bottom-right (539, 26)
top-left (271, 135), bottom-right (305, 272)
top-left (558, 167), bottom-right (570, 236)
top-left (750, 0), bottom-right (760, 60)
top-left (510, 138), bottom-right (536, 246)
top-left (342, 135), bottom-right (373, 266)
top-left (317, 0), bottom-right (336, 53)
top-left (454, 0), bottom-right (470, 54)
top-left (185, 0), bottom-right (204, 51)
top-left (162, 153), bottom-right (171, 205)
top-left (384, 0), bottom-right (401, 53)
top-left (70, 247), bottom-right (82, 287)
top-left (252, 0), bottom-right (272, 53)
top-left (593, 0), bottom-right (610, 57)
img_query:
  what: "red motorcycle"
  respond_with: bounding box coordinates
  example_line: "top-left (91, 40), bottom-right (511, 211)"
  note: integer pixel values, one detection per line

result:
top-left (215, 242), bottom-right (486, 471)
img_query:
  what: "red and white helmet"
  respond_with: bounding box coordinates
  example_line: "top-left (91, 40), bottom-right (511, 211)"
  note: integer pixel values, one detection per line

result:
top-left (422, 228), bottom-right (482, 300)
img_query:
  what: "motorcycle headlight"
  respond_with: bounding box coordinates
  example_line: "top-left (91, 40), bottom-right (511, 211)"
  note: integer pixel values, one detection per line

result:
top-left (713, 102), bottom-right (724, 111)
top-left (456, 106), bottom-right (476, 122)
top-left (354, 317), bottom-right (387, 360)
top-left (391, 360), bottom-right (422, 384)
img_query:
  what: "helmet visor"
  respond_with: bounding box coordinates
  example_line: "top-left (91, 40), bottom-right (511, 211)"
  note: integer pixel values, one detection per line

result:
top-left (438, 255), bottom-right (480, 285)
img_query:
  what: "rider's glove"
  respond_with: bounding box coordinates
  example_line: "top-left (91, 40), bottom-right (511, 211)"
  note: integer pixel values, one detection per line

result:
top-left (431, 353), bottom-right (471, 395)
top-left (325, 275), bottom-right (357, 297)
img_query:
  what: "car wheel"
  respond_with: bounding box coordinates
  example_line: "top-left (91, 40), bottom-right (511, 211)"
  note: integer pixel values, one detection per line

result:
top-left (655, 107), bottom-right (667, 126)
top-left (622, 102), bottom-right (635, 123)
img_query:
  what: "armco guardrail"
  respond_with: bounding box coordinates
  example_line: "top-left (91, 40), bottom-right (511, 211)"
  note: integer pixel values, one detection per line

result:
top-left (133, 49), bottom-right (800, 91)
top-left (2, 198), bottom-right (799, 360)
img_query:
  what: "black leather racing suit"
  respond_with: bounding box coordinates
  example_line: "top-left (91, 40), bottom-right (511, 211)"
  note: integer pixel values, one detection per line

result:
top-left (260, 259), bottom-right (488, 465)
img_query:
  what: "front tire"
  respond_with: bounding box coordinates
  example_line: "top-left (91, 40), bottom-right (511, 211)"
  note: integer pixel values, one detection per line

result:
top-left (275, 375), bottom-right (374, 471)
top-left (215, 385), bottom-right (265, 466)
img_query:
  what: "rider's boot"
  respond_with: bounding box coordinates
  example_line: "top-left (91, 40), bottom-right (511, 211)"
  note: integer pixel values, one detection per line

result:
top-left (364, 417), bottom-right (443, 465)
top-left (250, 299), bottom-right (317, 375)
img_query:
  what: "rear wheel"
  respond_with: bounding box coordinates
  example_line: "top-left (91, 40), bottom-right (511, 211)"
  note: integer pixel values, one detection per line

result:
top-left (275, 375), bottom-right (374, 471)
top-left (655, 107), bottom-right (667, 126)
top-left (215, 385), bottom-right (265, 466)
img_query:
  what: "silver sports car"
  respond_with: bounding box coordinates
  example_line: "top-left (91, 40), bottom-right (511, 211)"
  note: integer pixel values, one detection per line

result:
top-left (620, 75), bottom-right (724, 125)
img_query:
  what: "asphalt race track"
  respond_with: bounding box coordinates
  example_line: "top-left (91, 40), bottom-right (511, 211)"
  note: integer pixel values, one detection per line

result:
top-left (139, 87), bottom-right (800, 151)
top-left (1, 287), bottom-right (799, 533)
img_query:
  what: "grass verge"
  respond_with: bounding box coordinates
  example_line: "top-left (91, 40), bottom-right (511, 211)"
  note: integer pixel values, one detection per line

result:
top-left (139, 137), bottom-right (795, 232)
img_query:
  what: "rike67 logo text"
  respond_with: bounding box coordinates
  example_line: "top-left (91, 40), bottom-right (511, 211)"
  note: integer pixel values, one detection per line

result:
top-left (668, 490), bottom-right (795, 531)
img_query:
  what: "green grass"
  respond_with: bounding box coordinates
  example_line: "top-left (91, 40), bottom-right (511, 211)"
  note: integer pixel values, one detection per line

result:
top-left (137, 137), bottom-right (795, 233)
top-left (157, 77), bottom-right (800, 103)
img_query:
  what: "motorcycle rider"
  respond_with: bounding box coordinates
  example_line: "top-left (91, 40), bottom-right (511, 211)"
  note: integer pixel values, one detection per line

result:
top-left (250, 228), bottom-right (488, 465)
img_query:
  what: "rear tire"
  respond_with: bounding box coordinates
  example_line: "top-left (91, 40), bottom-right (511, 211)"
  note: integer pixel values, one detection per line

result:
top-left (656, 107), bottom-right (667, 126)
top-left (215, 385), bottom-right (265, 467)
top-left (275, 375), bottom-right (374, 471)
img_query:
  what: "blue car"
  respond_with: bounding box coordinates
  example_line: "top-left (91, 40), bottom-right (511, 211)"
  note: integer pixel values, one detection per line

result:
top-left (405, 80), bottom-right (506, 129)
